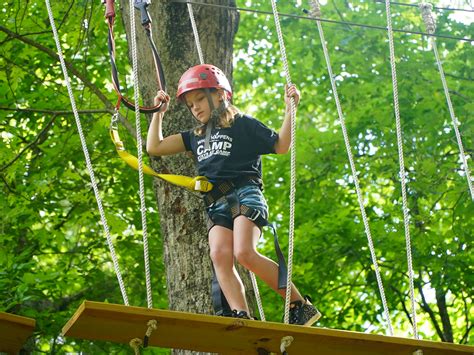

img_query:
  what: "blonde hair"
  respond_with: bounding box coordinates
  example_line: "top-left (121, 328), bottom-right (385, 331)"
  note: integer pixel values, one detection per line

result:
top-left (193, 102), bottom-right (240, 136)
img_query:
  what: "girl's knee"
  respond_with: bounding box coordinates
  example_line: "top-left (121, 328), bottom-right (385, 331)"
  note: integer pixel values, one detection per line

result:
top-left (210, 248), bottom-right (232, 267)
top-left (234, 247), bottom-right (258, 269)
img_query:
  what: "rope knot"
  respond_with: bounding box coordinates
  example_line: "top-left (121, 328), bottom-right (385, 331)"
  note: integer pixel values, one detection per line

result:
top-left (309, 0), bottom-right (322, 18)
top-left (146, 319), bottom-right (158, 336)
top-left (419, 3), bottom-right (436, 34)
top-left (129, 338), bottom-right (143, 355)
top-left (280, 335), bottom-right (294, 354)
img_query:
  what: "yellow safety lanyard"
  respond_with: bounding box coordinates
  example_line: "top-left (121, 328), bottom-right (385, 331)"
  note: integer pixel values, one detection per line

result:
top-left (109, 115), bottom-right (213, 193)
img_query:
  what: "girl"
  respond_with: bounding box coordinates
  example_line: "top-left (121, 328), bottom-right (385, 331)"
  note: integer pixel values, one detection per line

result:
top-left (147, 64), bottom-right (320, 326)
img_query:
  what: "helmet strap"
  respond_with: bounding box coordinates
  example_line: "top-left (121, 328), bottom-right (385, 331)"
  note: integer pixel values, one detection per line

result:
top-left (184, 89), bottom-right (229, 151)
top-left (202, 89), bottom-right (228, 151)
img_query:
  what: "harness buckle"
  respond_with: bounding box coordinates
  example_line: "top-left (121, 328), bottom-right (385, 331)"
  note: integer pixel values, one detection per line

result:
top-left (134, 0), bottom-right (152, 27)
top-left (247, 209), bottom-right (261, 222)
top-left (110, 108), bottom-right (119, 130)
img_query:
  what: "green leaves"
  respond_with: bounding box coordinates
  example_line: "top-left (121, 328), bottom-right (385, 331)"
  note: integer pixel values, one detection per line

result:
top-left (236, 0), bottom-right (473, 343)
top-left (0, 0), bottom-right (472, 351)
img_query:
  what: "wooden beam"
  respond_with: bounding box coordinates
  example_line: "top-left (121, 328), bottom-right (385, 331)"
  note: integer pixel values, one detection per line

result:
top-left (62, 301), bottom-right (474, 354)
top-left (0, 312), bottom-right (36, 354)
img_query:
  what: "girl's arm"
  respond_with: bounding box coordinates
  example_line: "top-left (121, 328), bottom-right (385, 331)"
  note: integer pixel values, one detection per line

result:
top-left (274, 84), bottom-right (300, 154)
top-left (146, 90), bottom-right (187, 157)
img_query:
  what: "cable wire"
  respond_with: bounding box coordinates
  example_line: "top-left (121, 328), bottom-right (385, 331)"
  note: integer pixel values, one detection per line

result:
top-left (375, 0), bottom-right (474, 13)
top-left (170, 1), bottom-right (473, 43)
top-left (45, 0), bottom-right (129, 305)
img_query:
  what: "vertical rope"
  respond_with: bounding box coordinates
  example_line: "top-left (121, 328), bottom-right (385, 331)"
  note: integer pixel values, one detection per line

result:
top-left (309, 0), bottom-right (394, 335)
top-left (128, 0), bottom-right (153, 309)
top-left (45, 0), bottom-right (129, 305)
top-left (419, 3), bottom-right (473, 200)
top-left (250, 272), bottom-right (266, 321)
top-left (187, 3), bottom-right (205, 65)
top-left (269, 0), bottom-right (297, 325)
top-left (384, 0), bottom-right (417, 338)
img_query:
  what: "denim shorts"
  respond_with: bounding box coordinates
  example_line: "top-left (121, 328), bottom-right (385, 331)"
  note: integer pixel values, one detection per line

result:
top-left (206, 184), bottom-right (269, 231)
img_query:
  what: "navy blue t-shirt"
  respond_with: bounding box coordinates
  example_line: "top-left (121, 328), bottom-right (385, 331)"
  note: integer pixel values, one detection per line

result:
top-left (181, 114), bottom-right (278, 181)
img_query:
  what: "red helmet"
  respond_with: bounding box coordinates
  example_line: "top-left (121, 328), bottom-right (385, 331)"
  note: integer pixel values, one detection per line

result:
top-left (176, 64), bottom-right (232, 100)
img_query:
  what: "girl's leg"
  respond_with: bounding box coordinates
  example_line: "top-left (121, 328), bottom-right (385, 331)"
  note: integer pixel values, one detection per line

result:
top-left (208, 225), bottom-right (249, 313)
top-left (233, 216), bottom-right (305, 303)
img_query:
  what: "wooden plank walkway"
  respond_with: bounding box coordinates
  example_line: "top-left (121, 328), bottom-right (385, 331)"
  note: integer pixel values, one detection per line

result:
top-left (0, 312), bottom-right (36, 354)
top-left (62, 301), bottom-right (474, 354)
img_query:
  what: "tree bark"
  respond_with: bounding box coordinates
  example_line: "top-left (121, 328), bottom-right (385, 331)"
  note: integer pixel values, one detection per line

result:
top-left (120, 2), bottom-right (254, 353)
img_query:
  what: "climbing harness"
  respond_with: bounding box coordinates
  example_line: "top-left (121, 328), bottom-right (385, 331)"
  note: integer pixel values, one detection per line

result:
top-left (269, 0), bottom-right (298, 326)
top-left (45, 0), bottom-right (129, 305)
top-left (419, 3), bottom-right (473, 200)
top-left (308, 0), bottom-right (394, 335)
top-left (103, 0), bottom-right (166, 113)
top-left (203, 178), bottom-right (288, 289)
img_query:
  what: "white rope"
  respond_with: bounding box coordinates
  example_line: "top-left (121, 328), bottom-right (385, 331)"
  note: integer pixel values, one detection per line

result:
top-left (309, 0), bottom-right (394, 335)
top-left (187, 3), bottom-right (205, 65)
top-left (45, 0), bottom-right (129, 305)
top-left (250, 272), bottom-right (266, 321)
top-left (384, 0), bottom-right (417, 338)
top-left (419, 3), bottom-right (473, 200)
top-left (269, 0), bottom-right (297, 325)
top-left (129, 338), bottom-right (142, 355)
top-left (280, 335), bottom-right (294, 353)
top-left (128, 0), bottom-right (153, 309)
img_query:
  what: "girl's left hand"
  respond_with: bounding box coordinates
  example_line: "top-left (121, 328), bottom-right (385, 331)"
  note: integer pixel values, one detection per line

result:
top-left (154, 90), bottom-right (170, 113)
top-left (284, 84), bottom-right (301, 107)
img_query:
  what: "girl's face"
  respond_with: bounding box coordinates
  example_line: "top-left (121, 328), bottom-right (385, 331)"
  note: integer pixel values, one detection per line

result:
top-left (184, 89), bottom-right (222, 123)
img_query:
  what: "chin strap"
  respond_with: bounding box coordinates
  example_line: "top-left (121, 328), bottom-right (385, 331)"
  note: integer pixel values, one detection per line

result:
top-left (202, 89), bottom-right (229, 150)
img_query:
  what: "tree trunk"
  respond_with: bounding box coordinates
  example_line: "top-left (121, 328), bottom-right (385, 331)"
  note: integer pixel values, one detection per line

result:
top-left (120, 2), bottom-right (255, 353)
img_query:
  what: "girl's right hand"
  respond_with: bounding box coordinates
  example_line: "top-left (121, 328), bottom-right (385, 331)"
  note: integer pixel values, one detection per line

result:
top-left (154, 90), bottom-right (170, 113)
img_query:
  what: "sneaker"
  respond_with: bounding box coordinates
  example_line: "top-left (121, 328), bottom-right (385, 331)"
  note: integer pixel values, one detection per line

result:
top-left (288, 295), bottom-right (321, 326)
top-left (232, 310), bottom-right (257, 320)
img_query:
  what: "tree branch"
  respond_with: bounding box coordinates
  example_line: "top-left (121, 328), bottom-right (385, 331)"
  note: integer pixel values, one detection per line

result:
top-left (1, 114), bottom-right (58, 172)
top-left (436, 287), bottom-right (454, 342)
top-left (331, 0), bottom-right (353, 31)
top-left (0, 25), bottom-right (111, 106)
top-left (449, 89), bottom-right (472, 102)
top-left (390, 284), bottom-right (413, 326)
top-left (417, 281), bottom-right (446, 341)
top-left (460, 291), bottom-right (472, 344)
top-left (445, 73), bottom-right (473, 82)
top-left (0, 174), bottom-right (30, 201)
top-left (0, 106), bottom-right (111, 115)
top-left (0, 25), bottom-right (137, 139)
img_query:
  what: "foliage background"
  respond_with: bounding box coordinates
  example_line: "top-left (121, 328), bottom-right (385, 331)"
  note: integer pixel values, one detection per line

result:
top-left (1, 0), bottom-right (472, 353)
